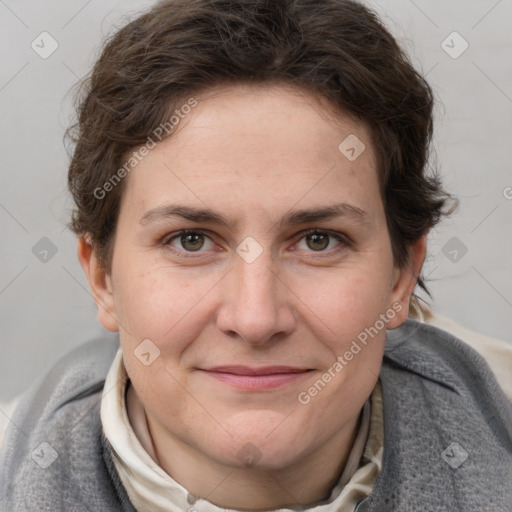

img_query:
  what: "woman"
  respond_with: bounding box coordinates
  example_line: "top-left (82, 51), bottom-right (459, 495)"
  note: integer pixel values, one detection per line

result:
top-left (1, 0), bottom-right (511, 510)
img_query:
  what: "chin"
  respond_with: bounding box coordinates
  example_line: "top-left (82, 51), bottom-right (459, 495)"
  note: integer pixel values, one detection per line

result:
top-left (215, 425), bottom-right (310, 471)
top-left (224, 443), bottom-right (304, 471)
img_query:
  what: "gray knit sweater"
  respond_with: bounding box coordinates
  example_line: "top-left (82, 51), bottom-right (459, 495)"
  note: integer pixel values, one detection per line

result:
top-left (1, 319), bottom-right (511, 511)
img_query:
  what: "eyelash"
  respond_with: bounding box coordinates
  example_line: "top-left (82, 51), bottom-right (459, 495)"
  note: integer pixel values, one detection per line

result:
top-left (161, 228), bottom-right (352, 259)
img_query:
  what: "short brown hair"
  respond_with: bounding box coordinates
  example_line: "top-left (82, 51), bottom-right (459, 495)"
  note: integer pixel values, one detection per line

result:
top-left (66, 0), bottom-right (455, 300)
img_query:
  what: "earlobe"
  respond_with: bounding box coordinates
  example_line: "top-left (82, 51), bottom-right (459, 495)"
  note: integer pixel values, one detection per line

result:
top-left (386, 235), bottom-right (428, 329)
top-left (77, 236), bottom-right (119, 332)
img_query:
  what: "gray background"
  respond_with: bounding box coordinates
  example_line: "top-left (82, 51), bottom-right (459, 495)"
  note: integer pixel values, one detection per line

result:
top-left (1, 0), bottom-right (511, 403)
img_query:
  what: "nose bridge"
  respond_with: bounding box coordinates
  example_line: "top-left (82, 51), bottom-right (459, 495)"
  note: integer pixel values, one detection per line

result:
top-left (218, 245), bottom-right (295, 345)
top-left (237, 250), bottom-right (276, 305)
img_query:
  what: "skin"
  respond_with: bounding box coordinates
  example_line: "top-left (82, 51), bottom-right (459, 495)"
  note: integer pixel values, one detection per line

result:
top-left (78, 83), bottom-right (426, 509)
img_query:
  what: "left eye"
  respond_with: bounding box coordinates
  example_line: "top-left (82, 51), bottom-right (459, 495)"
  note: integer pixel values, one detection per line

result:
top-left (294, 229), bottom-right (346, 252)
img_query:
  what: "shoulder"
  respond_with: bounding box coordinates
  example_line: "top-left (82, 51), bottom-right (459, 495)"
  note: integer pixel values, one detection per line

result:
top-left (424, 314), bottom-right (512, 405)
top-left (0, 335), bottom-right (121, 510)
top-left (363, 318), bottom-right (512, 511)
top-left (0, 334), bottom-right (119, 455)
top-left (383, 316), bottom-right (512, 429)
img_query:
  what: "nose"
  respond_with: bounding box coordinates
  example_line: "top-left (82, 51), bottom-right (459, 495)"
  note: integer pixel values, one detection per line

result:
top-left (216, 249), bottom-right (297, 347)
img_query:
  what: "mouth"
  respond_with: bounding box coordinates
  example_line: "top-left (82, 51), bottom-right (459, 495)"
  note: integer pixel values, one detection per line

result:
top-left (198, 366), bottom-right (314, 391)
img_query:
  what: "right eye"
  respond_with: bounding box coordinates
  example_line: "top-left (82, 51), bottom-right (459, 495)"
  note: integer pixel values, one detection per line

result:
top-left (163, 230), bottom-right (216, 258)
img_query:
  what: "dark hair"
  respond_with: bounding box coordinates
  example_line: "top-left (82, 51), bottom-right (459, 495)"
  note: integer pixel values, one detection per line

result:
top-left (66, 0), bottom-right (456, 302)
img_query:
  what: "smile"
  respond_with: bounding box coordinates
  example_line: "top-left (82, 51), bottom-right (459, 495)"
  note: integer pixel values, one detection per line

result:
top-left (199, 367), bottom-right (313, 391)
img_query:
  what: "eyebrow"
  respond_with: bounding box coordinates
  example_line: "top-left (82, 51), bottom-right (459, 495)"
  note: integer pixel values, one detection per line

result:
top-left (139, 202), bottom-right (372, 230)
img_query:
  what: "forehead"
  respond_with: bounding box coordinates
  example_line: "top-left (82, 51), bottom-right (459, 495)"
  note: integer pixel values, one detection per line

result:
top-left (120, 83), bottom-right (380, 222)
top-left (171, 82), bottom-right (372, 163)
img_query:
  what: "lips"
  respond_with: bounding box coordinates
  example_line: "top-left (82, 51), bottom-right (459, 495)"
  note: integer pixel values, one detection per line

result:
top-left (199, 366), bottom-right (313, 391)
top-left (204, 365), bottom-right (310, 376)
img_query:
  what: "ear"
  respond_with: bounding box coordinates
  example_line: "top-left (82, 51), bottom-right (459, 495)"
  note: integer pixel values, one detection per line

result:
top-left (385, 234), bottom-right (427, 329)
top-left (77, 236), bottom-right (119, 332)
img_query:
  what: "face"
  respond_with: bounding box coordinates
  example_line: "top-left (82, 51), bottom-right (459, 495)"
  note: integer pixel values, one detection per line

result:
top-left (81, 83), bottom-right (421, 472)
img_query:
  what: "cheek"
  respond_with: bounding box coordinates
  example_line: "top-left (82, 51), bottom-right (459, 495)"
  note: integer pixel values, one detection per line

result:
top-left (293, 268), bottom-right (390, 429)
top-left (112, 259), bottom-right (205, 340)
top-left (288, 255), bottom-right (394, 393)
top-left (294, 262), bottom-right (393, 334)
